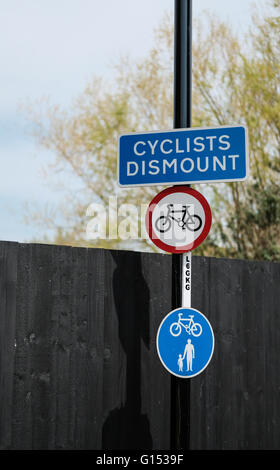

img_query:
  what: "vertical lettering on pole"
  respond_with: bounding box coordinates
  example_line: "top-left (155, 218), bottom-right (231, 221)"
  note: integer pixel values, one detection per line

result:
top-left (181, 252), bottom-right (191, 308)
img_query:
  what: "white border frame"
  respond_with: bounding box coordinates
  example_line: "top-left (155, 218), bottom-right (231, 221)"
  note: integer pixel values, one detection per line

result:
top-left (156, 307), bottom-right (215, 379)
top-left (117, 124), bottom-right (249, 187)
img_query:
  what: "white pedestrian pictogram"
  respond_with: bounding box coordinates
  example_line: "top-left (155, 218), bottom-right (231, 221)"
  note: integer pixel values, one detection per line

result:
top-left (177, 354), bottom-right (184, 372)
top-left (182, 339), bottom-right (195, 372)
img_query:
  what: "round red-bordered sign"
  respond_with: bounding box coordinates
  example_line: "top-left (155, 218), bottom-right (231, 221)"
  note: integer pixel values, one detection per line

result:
top-left (145, 186), bottom-right (212, 253)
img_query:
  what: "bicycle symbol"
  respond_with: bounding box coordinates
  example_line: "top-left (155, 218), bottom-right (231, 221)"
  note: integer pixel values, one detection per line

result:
top-left (155, 204), bottom-right (202, 233)
top-left (170, 313), bottom-right (203, 337)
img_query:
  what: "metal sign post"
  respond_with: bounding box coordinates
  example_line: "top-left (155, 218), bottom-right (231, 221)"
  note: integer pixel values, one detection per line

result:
top-left (171, 0), bottom-right (192, 451)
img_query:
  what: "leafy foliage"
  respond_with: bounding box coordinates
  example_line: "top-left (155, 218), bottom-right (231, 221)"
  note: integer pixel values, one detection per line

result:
top-left (28, 2), bottom-right (280, 260)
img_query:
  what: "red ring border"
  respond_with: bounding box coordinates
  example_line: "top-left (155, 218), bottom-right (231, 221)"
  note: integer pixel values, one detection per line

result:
top-left (145, 186), bottom-right (212, 254)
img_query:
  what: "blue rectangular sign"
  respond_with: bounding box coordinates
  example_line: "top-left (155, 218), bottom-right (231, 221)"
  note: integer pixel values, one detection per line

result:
top-left (118, 125), bottom-right (248, 187)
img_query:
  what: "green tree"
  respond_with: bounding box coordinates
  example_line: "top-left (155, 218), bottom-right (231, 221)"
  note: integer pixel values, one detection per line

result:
top-left (28, 1), bottom-right (280, 260)
top-left (195, 0), bottom-right (280, 260)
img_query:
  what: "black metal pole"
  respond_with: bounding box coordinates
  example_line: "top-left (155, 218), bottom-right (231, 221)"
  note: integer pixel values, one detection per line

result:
top-left (173, 0), bottom-right (192, 129)
top-left (171, 0), bottom-right (192, 451)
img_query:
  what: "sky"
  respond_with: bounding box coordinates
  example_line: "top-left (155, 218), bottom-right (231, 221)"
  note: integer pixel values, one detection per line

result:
top-left (0, 0), bottom-right (260, 243)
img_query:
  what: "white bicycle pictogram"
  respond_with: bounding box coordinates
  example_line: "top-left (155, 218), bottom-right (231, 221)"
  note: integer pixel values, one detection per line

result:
top-left (170, 313), bottom-right (202, 337)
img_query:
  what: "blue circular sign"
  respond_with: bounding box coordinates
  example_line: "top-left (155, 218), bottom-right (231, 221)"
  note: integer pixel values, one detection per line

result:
top-left (156, 307), bottom-right (214, 378)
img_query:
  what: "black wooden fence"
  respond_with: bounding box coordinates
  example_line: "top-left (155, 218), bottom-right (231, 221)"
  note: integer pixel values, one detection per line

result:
top-left (0, 241), bottom-right (280, 450)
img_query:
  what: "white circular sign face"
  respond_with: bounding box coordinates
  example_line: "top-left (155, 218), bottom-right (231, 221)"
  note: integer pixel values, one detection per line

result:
top-left (146, 187), bottom-right (212, 253)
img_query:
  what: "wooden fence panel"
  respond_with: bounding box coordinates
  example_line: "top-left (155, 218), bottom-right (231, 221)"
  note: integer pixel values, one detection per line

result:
top-left (0, 242), bottom-right (18, 449)
top-left (0, 242), bottom-right (171, 450)
top-left (191, 256), bottom-right (280, 450)
top-left (1, 242), bottom-right (280, 449)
